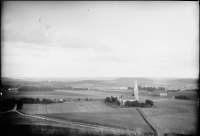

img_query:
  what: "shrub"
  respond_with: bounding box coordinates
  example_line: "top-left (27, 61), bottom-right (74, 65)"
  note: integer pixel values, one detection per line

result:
top-left (132, 101), bottom-right (139, 107)
top-left (124, 101), bottom-right (132, 107)
top-left (145, 99), bottom-right (154, 106)
top-left (139, 102), bottom-right (147, 108)
top-left (110, 96), bottom-right (117, 103)
top-left (105, 97), bottom-right (112, 103)
top-left (115, 100), bottom-right (121, 106)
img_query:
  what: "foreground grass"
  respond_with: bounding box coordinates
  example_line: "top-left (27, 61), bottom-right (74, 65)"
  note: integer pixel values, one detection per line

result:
top-left (1, 124), bottom-right (158, 136)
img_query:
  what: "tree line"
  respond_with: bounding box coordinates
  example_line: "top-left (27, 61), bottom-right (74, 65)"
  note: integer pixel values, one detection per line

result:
top-left (124, 99), bottom-right (154, 108)
top-left (3, 85), bottom-right (89, 92)
top-left (175, 95), bottom-right (190, 100)
top-left (18, 86), bottom-right (54, 91)
top-left (104, 96), bottom-right (154, 108)
top-left (54, 86), bottom-right (88, 90)
top-left (128, 86), bottom-right (165, 91)
top-left (19, 97), bottom-right (56, 104)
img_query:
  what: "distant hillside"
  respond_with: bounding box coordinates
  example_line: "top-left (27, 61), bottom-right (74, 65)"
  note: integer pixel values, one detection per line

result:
top-left (113, 77), bottom-right (154, 86)
top-left (2, 77), bottom-right (197, 90)
top-left (171, 78), bottom-right (198, 84)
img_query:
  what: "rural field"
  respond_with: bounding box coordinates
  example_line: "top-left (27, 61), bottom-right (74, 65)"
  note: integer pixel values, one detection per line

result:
top-left (9, 90), bottom-right (121, 101)
top-left (42, 108), bottom-right (155, 134)
top-left (2, 77), bottom-right (199, 135)
top-left (18, 101), bottom-right (115, 114)
top-left (17, 93), bottom-right (199, 135)
top-left (140, 99), bottom-right (199, 135)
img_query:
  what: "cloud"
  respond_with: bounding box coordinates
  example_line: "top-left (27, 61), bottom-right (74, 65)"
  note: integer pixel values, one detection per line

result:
top-left (45, 25), bottom-right (51, 29)
top-left (91, 52), bottom-right (133, 63)
top-left (3, 61), bottom-right (26, 67)
top-left (4, 18), bottom-right (13, 24)
top-left (2, 26), bottom-right (54, 46)
top-left (2, 25), bottom-right (112, 53)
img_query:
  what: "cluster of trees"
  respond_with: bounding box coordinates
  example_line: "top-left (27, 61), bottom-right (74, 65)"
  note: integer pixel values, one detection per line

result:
top-left (54, 86), bottom-right (88, 90)
top-left (72, 87), bottom-right (88, 90)
top-left (128, 86), bottom-right (165, 91)
top-left (19, 97), bottom-right (55, 104)
top-left (104, 96), bottom-right (120, 106)
top-left (54, 86), bottom-right (73, 90)
top-left (175, 95), bottom-right (190, 100)
top-left (0, 98), bottom-right (23, 112)
top-left (124, 99), bottom-right (154, 108)
top-left (185, 89), bottom-right (198, 92)
top-left (85, 98), bottom-right (93, 101)
top-left (145, 100), bottom-right (154, 106)
top-left (124, 101), bottom-right (147, 108)
top-left (158, 87), bottom-right (166, 90)
top-left (151, 94), bottom-right (160, 97)
top-left (42, 98), bottom-right (55, 104)
top-left (18, 86), bottom-right (54, 91)
top-left (139, 86), bottom-right (157, 91)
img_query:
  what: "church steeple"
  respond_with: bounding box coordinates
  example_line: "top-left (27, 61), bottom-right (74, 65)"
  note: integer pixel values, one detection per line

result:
top-left (134, 80), bottom-right (139, 101)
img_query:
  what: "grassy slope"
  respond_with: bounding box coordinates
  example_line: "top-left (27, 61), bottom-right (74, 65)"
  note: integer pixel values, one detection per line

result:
top-left (0, 112), bottom-right (142, 136)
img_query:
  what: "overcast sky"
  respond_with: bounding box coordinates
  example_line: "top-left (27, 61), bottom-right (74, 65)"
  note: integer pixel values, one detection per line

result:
top-left (2, 1), bottom-right (199, 78)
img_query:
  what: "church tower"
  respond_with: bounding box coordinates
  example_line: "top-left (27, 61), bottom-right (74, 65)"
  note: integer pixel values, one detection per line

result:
top-left (134, 80), bottom-right (139, 101)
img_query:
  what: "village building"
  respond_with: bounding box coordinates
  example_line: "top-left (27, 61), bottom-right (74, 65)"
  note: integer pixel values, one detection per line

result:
top-left (119, 86), bottom-right (128, 90)
top-left (118, 81), bottom-right (139, 105)
top-left (59, 99), bottom-right (64, 103)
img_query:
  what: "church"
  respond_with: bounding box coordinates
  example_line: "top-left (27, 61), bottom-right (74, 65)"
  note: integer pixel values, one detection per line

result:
top-left (117, 81), bottom-right (139, 106)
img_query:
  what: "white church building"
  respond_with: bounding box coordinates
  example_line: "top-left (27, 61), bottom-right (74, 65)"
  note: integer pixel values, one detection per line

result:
top-left (118, 81), bottom-right (139, 105)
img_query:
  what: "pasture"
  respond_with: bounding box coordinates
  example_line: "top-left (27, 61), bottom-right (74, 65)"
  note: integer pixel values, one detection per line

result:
top-left (19, 101), bottom-right (114, 114)
top-left (140, 99), bottom-right (198, 135)
top-left (42, 108), bottom-right (155, 133)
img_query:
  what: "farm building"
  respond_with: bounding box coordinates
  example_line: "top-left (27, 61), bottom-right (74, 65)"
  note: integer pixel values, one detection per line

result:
top-left (59, 99), bottom-right (64, 102)
top-left (119, 86), bottom-right (128, 90)
top-left (118, 81), bottom-right (139, 105)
